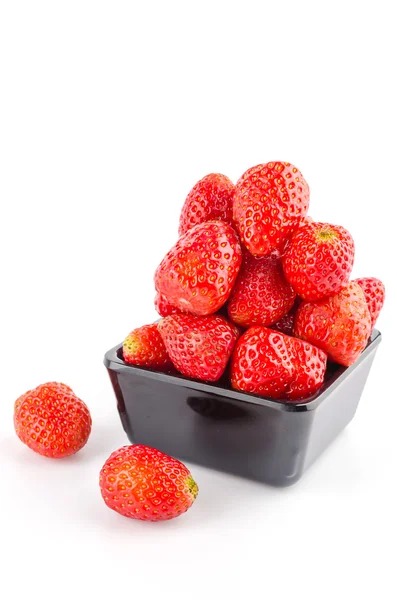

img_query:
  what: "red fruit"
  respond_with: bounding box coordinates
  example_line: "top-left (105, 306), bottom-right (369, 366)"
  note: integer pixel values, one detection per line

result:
top-left (227, 253), bottom-right (296, 328)
top-left (123, 324), bottom-right (172, 369)
top-left (294, 282), bottom-right (371, 367)
top-left (286, 336), bottom-right (328, 400)
top-left (99, 444), bottom-right (198, 521)
top-left (282, 222), bottom-right (355, 301)
top-left (230, 327), bottom-right (327, 401)
top-left (155, 221), bottom-right (242, 316)
top-left (269, 310), bottom-right (296, 336)
top-left (270, 297), bottom-right (302, 336)
top-left (178, 173), bottom-right (235, 236)
top-left (354, 277), bottom-right (385, 330)
top-left (233, 161), bottom-right (310, 256)
top-left (14, 382), bottom-right (92, 458)
top-left (215, 303), bottom-right (246, 337)
top-left (158, 314), bottom-right (239, 382)
top-left (273, 216), bottom-right (314, 259)
top-left (154, 292), bottom-right (180, 317)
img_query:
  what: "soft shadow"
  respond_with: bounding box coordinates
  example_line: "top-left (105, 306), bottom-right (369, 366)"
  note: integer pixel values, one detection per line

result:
top-left (186, 396), bottom-right (249, 421)
top-left (71, 421), bottom-right (130, 465)
top-left (3, 419), bottom-right (129, 468)
top-left (81, 463), bottom-right (279, 536)
top-left (292, 429), bottom-right (360, 490)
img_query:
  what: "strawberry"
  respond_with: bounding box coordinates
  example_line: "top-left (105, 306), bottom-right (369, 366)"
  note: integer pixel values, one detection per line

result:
top-left (99, 444), bottom-right (198, 521)
top-left (354, 277), bottom-right (385, 330)
top-left (14, 382), bottom-right (92, 458)
top-left (270, 297), bottom-right (302, 336)
top-left (215, 304), bottom-right (246, 337)
top-left (158, 313), bottom-right (239, 382)
top-left (154, 292), bottom-right (180, 317)
top-left (155, 221), bottom-right (242, 316)
top-left (293, 282), bottom-right (371, 367)
top-left (272, 216), bottom-right (314, 259)
top-left (178, 173), bottom-right (235, 236)
top-left (233, 161), bottom-right (310, 256)
top-left (123, 324), bottom-right (172, 369)
top-left (269, 310), bottom-right (296, 336)
top-left (227, 252), bottom-right (296, 328)
top-left (282, 221), bottom-right (355, 301)
top-left (286, 335), bottom-right (328, 400)
top-left (230, 327), bottom-right (327, 401)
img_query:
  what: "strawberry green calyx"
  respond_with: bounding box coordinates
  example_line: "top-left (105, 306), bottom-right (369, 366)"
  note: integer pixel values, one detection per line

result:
top-left (123, 334), bottom-right (139, 354)
top-left (316, 227), bottom-right (338, 242)
top-left (122, 324), bottom-right (172, 370)
top-left (186, 475), bottom-right (199, 499)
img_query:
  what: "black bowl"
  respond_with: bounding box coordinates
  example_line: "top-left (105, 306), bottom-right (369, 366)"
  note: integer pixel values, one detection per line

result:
top-left (104, 330), bottom-right (381, 486)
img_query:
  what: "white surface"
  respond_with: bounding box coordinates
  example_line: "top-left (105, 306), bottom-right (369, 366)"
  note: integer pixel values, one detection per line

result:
top-left (1, 2), bottom-right (396, 599)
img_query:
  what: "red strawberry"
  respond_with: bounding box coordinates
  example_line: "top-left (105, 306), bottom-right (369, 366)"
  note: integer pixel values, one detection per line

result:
top-left (233, 161), bottom-right (310, 256)
top-left (99, 444), bottom-right (198, 521)
top-left (154, 292), bottom-right (180, 317)
top-left (123, 324), bottom-right (172, 369)
top-left (14, 382), bottom-right (92, 458)
top-left (215, 303), bottom-right (246, 337)
top-left (178, 173), bottom-right (235, 236)
top-left (293, 282), bottom-right (371, 367)
top-left (158, 314), bottom-right (239, 382)
top-left (273, 216), bottom-right (314, 259)
top-left (270, 297), bottom-right (302, 336)
top-left (354, 277), bottom-right (385, 330)
top-left (230, 327), bottom-right (327, 401)
top-left (227, 252), bottom-right (296, 328)
top-left (282, 222), bottom-right (355, 301)
top-left (286, 335), bottom-right (327, 400)
top-left (155, 221), bottom-right (242, 316)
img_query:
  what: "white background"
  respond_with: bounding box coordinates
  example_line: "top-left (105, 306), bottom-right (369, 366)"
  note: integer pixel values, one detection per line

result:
top-left (1, 1), bottom-right (396, 599)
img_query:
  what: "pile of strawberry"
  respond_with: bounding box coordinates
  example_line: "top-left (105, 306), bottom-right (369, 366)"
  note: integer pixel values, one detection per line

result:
top-left (123, 162), bottom-right (385, 401)
top-left (12, 161), bottom-right (386, 524)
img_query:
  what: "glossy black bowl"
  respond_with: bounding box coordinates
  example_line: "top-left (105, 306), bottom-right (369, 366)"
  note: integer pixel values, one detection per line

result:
top-left (104, 330), bottom-right (381, 486)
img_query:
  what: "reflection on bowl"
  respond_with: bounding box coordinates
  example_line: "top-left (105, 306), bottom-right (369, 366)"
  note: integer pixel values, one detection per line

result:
top-left (187, 396), bottom-right (249, 421)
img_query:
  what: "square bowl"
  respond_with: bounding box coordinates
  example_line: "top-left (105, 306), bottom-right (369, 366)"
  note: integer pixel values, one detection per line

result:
top-left (104, 330), bottom-right (381, 486)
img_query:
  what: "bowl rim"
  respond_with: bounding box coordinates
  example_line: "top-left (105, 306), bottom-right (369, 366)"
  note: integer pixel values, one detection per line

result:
top-left (104, 329), bottom-right (381, 413)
